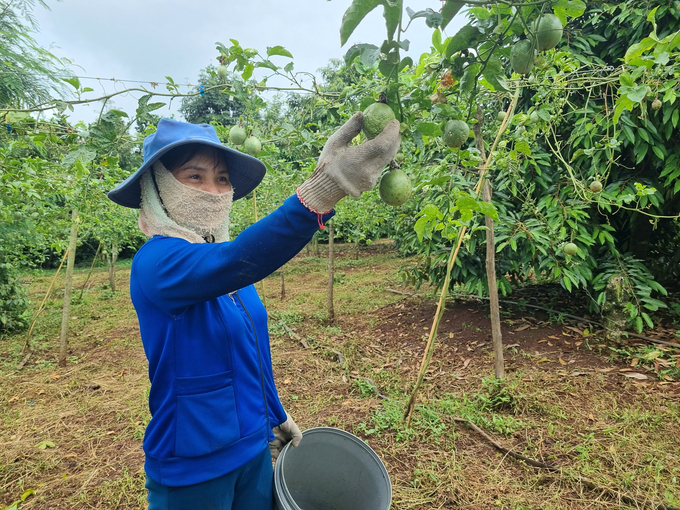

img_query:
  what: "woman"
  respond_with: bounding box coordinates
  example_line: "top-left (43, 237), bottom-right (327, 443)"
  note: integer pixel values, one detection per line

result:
top-left (107, 113), bottom-right (400, 509)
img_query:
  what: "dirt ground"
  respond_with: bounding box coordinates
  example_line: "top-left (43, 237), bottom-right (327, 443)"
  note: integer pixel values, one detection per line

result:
top-left (1, 242), bottom-right (679, 509)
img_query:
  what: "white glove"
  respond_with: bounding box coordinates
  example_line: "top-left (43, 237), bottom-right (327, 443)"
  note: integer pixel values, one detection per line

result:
top-left (269, 412), bottom-right (302, 460)
top-left (297, 112), bottom-right (401, 213)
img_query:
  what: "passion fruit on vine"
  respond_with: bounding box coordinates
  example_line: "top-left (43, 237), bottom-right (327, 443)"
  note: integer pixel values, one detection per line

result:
top-left (652, 98), bottom-right (662, 110)
top-left (510, 39), bottom-right (535, 75)
top-left (379, 169), bottom-right (412, 206)
top-left (217, 65), bottom-right (228, 79)
top-left (535, 14), bottom-right (564, 51)
top-left (563, 242), bottom-right (578, 256)
top-left (229, 124), bottom-right (247, 145)
top-left (589, 180), bottom-right (603, 193)
top-left (244, 135), bottom-right (262, 156)
top-left (362, 102), bottom-right (396, 140)
top-left (442, 119), bottom-right (469, 148)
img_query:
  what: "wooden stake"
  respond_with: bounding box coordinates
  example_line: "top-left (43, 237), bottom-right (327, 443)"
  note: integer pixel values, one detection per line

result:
top-left (474, 108), bottom-right (505, 380)
top-left (59, 208), bottom-right (79, 368)
top-left (327, 223), bottom-right (335, 322)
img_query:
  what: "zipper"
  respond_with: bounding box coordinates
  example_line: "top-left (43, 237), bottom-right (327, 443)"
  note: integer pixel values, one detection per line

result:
top-left (234, 292), bottom-right (271, 442)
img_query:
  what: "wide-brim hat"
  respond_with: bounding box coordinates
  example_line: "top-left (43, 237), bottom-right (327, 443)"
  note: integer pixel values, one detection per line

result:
top-left (107, 118), bottom-right (265, 208)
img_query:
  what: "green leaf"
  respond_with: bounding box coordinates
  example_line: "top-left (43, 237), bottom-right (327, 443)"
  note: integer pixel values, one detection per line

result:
top-left (652, 145), bottom-right (665, 160)
top-left (478, 201), bottom-right (499, 221)
top-left (378, 59), bottom-right (398, 79)
top-left (672, 109), bottom-right (679, 128)
top-left (20, 489), bottom-right (35, 501)
top-left (459, 63), bottom-right (481, 94)
top-left (36, 440), bottom-right (55, 449)
top-left (241, 63), bottom-right (254, 81)
top-left (405, 7), bottom-right (443, 28)
top-left (255, 61), bottom-right (279, 72)
top-left (613, 95), bottom-right (634, 124)
top-left (416, 122), bottom-right (442, 136)
top-left (624, 37), bottom-right (656, 62)
top-left (266, 46), bottom-right (293, 59)
top-left (553, 0), bottom-right (586, 18)
top-left (627, 85), bottom-right (648, 103)
top-left (445, 25), bottom-right (481, 59)
top-left (63, 77), bottom-right (80, 90)
top-left (432, 29), bottom-right (443, 52)
top-left (344, 43), bottom-right (381, 66)
top-left (482, 57), bottom-right (509, 92)
top-left (441, 0), bottom-right (464, 29)
top-left (340, 0), bottom-right (382, 46)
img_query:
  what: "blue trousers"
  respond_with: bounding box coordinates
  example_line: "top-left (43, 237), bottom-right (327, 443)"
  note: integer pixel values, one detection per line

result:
top-left (145, 447), bottom-right (275, 510)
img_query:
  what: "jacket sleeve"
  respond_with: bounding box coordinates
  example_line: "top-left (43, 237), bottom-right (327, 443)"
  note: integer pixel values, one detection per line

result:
top-left (133, 194), bottom-right (333, 315)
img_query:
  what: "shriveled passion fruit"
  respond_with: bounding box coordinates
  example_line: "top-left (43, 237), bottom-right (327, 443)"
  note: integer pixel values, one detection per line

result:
top-left (362, 102), bottom-right (396, 140)
top-left (379, 169), bottom-right (412, 206)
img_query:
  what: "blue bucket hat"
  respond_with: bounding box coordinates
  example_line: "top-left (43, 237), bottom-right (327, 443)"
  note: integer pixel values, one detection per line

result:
top-left (107, 118), bottom-right (266, 208)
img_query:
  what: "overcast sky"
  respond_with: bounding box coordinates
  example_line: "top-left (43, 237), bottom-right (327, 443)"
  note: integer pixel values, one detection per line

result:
top-left (32, 0), bottom-right (465, 125)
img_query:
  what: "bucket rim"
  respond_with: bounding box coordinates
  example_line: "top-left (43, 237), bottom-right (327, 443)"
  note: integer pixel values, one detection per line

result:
top-left (274, 426), bottom-right (392, 510)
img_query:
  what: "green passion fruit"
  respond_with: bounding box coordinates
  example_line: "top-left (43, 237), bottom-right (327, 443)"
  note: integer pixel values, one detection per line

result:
top-left (563, 242), bottom-right (578, 256)
top-left (535, 14), bottom-right (563, 51)
top-left (362, 102), bottom-right (396, 140)
top-left (442, 119), bottom-right (469, 148)
top-left (229, 125), bottom-right (247, 145)
top-left (217, 65), bottom-right (228, 79)
top-left (652, 98), bottom-right (662, 110)
top-left (589, 180), bottom-right (603, 193)
top-left (379, 169), bottom-right (412, 206)
top-left (244, 136), bottom-right (262, 156)
top-left (510, 40), bottom-right (535, 75)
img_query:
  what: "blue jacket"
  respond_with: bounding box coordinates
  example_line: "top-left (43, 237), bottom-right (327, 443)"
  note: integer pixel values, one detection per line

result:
top-left (130, 194), bottom-right (332, 487)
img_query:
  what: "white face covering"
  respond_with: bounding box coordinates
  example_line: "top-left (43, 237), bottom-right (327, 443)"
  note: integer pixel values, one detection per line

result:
top-left (138, 160), bottom-right (234, 243)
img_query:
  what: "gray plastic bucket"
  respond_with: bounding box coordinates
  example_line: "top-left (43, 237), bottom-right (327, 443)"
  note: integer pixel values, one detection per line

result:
top-left (274, 427), bottom-right (392, 510)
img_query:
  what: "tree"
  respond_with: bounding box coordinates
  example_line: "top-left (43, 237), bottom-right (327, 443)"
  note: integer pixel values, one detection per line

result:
top-left (179, 66), bottom-right (246, 125)
top-left (0, 0), bottom-right (73, 109)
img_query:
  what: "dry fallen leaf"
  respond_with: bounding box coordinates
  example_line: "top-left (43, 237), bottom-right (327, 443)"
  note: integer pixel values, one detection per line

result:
top-left (8, 396), bottom-right (19, 403)
top-left (342, 375), bottom-right (347, 383)
top-left (514, 324), bottom-right (531, 332)
top-left (570, 372), bottom-right (588, 376)
top-left (621, 372), bottom-right (648, 380)
top-left (619, 368), bottom-right (634, 372)
top-left (536, 358), bottom-right (552, 363)
top-left (462, 359), bottom-right (471, 369)
top-left (548, 342), bottom-right (554, 347)
top-left (449, 332), bottom-right (454, 339)
top-left (50, 374), bottom-right (61, 380)
top-left (283, 378), bottom-right (291, 385)
top-left (558, 357), bottom-right (568, 366)
top-left (630, 358), bottom-right (639, 367)
top-left (588, 413), bottom-right (595, 421)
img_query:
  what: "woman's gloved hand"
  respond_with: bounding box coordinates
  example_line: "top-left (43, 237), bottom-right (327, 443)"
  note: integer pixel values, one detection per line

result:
top-left (269, 412), bottom-right (302, 460)
top-left (297, 112), bottom-right (401, 213)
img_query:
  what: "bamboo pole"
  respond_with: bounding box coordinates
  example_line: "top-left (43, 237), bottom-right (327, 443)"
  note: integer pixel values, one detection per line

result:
top-left (21, 247), bottom-right (70, 354)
